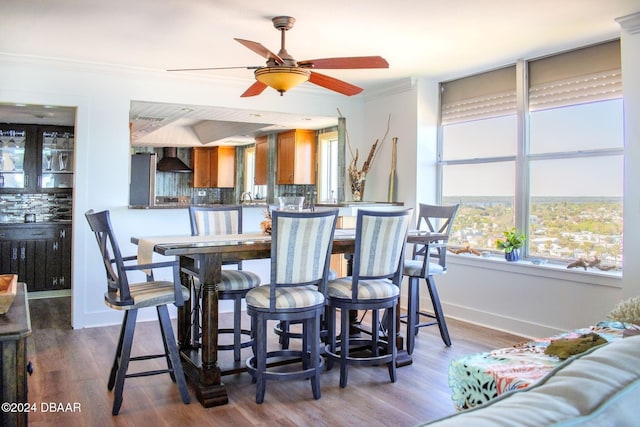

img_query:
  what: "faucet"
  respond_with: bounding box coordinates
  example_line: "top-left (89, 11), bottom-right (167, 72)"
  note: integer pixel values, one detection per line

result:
top-left (240, 192), bottom-right (253, 204)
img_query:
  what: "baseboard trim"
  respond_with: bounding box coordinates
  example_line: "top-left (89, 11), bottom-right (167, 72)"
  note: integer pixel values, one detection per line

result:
top-left (28, 289), bottom-right (72, 300)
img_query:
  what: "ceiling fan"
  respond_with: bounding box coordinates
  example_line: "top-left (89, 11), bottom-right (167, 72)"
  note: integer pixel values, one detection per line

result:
top-left (168, 16), bottom-right (389, 97)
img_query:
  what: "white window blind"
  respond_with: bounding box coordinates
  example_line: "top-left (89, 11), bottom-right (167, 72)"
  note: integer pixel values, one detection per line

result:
top-left (528, 40), bottom-right (621, 111)
top-left (441, 65), bottom-right (517, 125)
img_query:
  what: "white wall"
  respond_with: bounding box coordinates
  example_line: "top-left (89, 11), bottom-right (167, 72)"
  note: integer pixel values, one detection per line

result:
top-left (0, 55), bottom-right (364, 328)
top-left (361, 79), bottom-right (419, 212)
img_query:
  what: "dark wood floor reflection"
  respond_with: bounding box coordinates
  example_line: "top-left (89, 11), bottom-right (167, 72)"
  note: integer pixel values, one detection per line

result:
top-left (26, 296), bottom-right (524, 427)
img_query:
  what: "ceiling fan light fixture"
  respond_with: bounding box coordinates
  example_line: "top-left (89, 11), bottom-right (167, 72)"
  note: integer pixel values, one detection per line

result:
top-left (255, 67), bottom-right (310, 95)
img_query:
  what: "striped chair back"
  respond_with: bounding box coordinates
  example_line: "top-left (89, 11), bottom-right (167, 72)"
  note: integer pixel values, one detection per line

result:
top-left (353, 209), bottom-right (412, 283)
top-left (189, 205), bottom-right (241, 236)
top-left (271, 209), bottom-right (339, 288)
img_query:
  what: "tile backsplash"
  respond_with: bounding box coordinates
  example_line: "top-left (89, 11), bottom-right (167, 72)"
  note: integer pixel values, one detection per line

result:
top-left (0, 193), bottom-right (72, 223)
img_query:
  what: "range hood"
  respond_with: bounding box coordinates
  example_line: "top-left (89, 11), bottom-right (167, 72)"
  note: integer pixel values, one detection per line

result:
top-left (156, 147), bottom-right (192, 173)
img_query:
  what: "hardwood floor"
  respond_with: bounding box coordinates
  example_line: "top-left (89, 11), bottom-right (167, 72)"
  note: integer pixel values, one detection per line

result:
top-left (26, 297), bottom-right (524, 427)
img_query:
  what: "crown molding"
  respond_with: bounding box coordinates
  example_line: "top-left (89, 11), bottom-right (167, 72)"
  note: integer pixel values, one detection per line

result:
top-left (363, 77), bottom-right (416, 100)
top-left (616, 12), bottom-right (640, 34)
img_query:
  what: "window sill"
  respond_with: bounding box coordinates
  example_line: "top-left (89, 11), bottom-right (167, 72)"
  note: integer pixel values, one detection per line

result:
top-left (446, 252), bottom-right (622, 289)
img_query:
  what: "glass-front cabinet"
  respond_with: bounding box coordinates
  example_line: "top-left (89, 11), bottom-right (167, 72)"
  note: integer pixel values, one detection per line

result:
top-left (0, 125), bottom-right (74, 192)
top-left (0, 129), bottom-right (27, 189)
top-left (41, 131), bottom-right (74, 189)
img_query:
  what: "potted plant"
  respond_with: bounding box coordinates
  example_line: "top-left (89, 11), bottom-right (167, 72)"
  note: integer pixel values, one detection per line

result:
top-left (496, 228), bottom-right (526, 261)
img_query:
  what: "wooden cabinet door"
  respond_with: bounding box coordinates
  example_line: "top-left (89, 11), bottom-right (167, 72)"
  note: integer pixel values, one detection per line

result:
top-left (192, 147), bottom-right (235, 188)
top-left (0, 225), bottom-right (65, 291)
top-left (254, 136), bottom-right (268, 185)
top-left (45, 225), bottom-right (71, 290)
top-left (58, 225), bottom-right (72, 289)
top-left (212, 146), bottom-right (235, 188)
top-left (192, 147), bottom-right (212, 188)
top-left (277, 129), bottom-right (316, 185)
top-left (277, 131), bottom-right (295, 184)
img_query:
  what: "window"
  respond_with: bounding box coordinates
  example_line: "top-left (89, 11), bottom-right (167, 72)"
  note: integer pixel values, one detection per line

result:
top-left (244, 147), bottom-right (266, 199)
top-left (318, 131), bottom-right (339, 203)
top-left (440, 40), bottom-right (623, 269)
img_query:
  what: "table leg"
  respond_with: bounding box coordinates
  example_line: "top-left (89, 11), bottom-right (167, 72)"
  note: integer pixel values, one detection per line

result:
top-left (179, 253), bottom-right (228, 407)
top-left (177, 268), bottom-right (192, 349)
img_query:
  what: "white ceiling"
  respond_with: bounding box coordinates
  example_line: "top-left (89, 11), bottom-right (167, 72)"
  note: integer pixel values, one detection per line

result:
top-left (1, 0), bottom-right (637, 146)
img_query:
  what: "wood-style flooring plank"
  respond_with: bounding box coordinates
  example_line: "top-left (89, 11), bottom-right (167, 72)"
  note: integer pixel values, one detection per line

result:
top-left (26, 297), bottom-right (525, 427)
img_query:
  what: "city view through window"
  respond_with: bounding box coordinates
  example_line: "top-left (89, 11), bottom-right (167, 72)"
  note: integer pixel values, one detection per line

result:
top-left (441, 98), bottom-right (624, 271)
top-left (445, 196), bottom-right (623, 269)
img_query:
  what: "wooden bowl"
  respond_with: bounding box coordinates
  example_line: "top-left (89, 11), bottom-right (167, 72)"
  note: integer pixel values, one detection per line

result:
top-left (0, 274), bottom-right (18, 314)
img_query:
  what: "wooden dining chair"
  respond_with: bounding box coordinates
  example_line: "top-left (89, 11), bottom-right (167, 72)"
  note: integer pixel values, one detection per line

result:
top-left (401, 203), bottom-right (459, 352)
top-left (186, 205), bottom-right (261, 361)
top-left (84, 209), bottom-right (190, 415)
top-left (245, 208), bottom-right (338, 403)
top-left (325, 208), bottom-right (412, 388)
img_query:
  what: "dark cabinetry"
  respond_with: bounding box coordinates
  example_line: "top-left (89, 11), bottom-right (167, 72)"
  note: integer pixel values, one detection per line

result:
top-left (0, 223), bottom-right (71, 291)
top-left (0, 124), bottom-right (74, 193)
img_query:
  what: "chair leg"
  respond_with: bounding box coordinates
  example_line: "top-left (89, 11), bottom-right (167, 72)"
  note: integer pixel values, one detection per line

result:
top-left (255, 316), bottom-right (267, 404)
top-left (112, 309), bottom-right (137, 415)
top-left (310, 315), bottom-right (321, 400)
top-left (279, 321), bottom-right (291, 349)
top-left (371, 309), bottom-right (380, 357)
top-left (157, 305), bottom-right (190, 404)
top-left (339, 307), bottom-right (350, 388)
top-left (426, 277), bottom-right (451, 347)
top-left (108, 311), bottom-right (129, 391)
top-left (326, 306), bottom-right (336, 371)
top-left (406, 277), bottom-right (419, 355)
top-left (233, 296), bottom-right (242, 361)
top-left (387, 305), bottom-right (397, 382)
top-left (158, 310), bottom-right (177, 383)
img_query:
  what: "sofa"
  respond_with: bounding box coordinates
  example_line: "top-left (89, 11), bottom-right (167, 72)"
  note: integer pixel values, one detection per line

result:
top-left (422, 334), bottom-right (640, 426)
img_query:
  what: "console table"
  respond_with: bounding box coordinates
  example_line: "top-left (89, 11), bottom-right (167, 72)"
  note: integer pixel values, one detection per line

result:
top-left (0, 283), bottom-right (32, 427)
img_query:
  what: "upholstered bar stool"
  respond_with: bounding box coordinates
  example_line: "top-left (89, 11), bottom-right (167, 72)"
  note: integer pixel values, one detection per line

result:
top-left (245, 208), bottom-right (338, 403)
top-left (401, 203), bottom-right (459, 352)
top-left (187, 205), bottom-right (261, 361)
top-left (325, 208), bottom-right (411, 388)
top-left (85, 209), bottom-right (190, 415)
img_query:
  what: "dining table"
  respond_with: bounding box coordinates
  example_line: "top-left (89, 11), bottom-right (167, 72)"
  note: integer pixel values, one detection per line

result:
top-left (132, 228), bottom-right (446, 407)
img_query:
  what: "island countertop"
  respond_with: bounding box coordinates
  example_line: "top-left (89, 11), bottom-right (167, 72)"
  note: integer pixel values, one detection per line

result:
top-left (315, 201), bottom-right (404, 208)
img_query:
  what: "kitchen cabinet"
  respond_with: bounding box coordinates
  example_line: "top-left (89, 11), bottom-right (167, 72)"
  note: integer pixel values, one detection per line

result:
top-left (277, 129), bottom-right (316, 185)
top-left (254, 136), bottom-right (268, 185)
top-left (41, 129), bottom-right (74, 189)
top-left (0, 124), bottom-right (74, 193)
top-left (192, 146), bottom-right (236, 188)
top-left (0, 223), bottom-right (71, 292)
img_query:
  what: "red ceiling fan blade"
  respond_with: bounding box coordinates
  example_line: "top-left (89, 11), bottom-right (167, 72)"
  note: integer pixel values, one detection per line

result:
top-left (240, 81), bottom-right (268, 97)
top-left (298, 56), bottom-right (389, 69)
top-left (308, 71), bottom-right (363, 96)
top-left (234, 38), bottom-right (284, 64)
